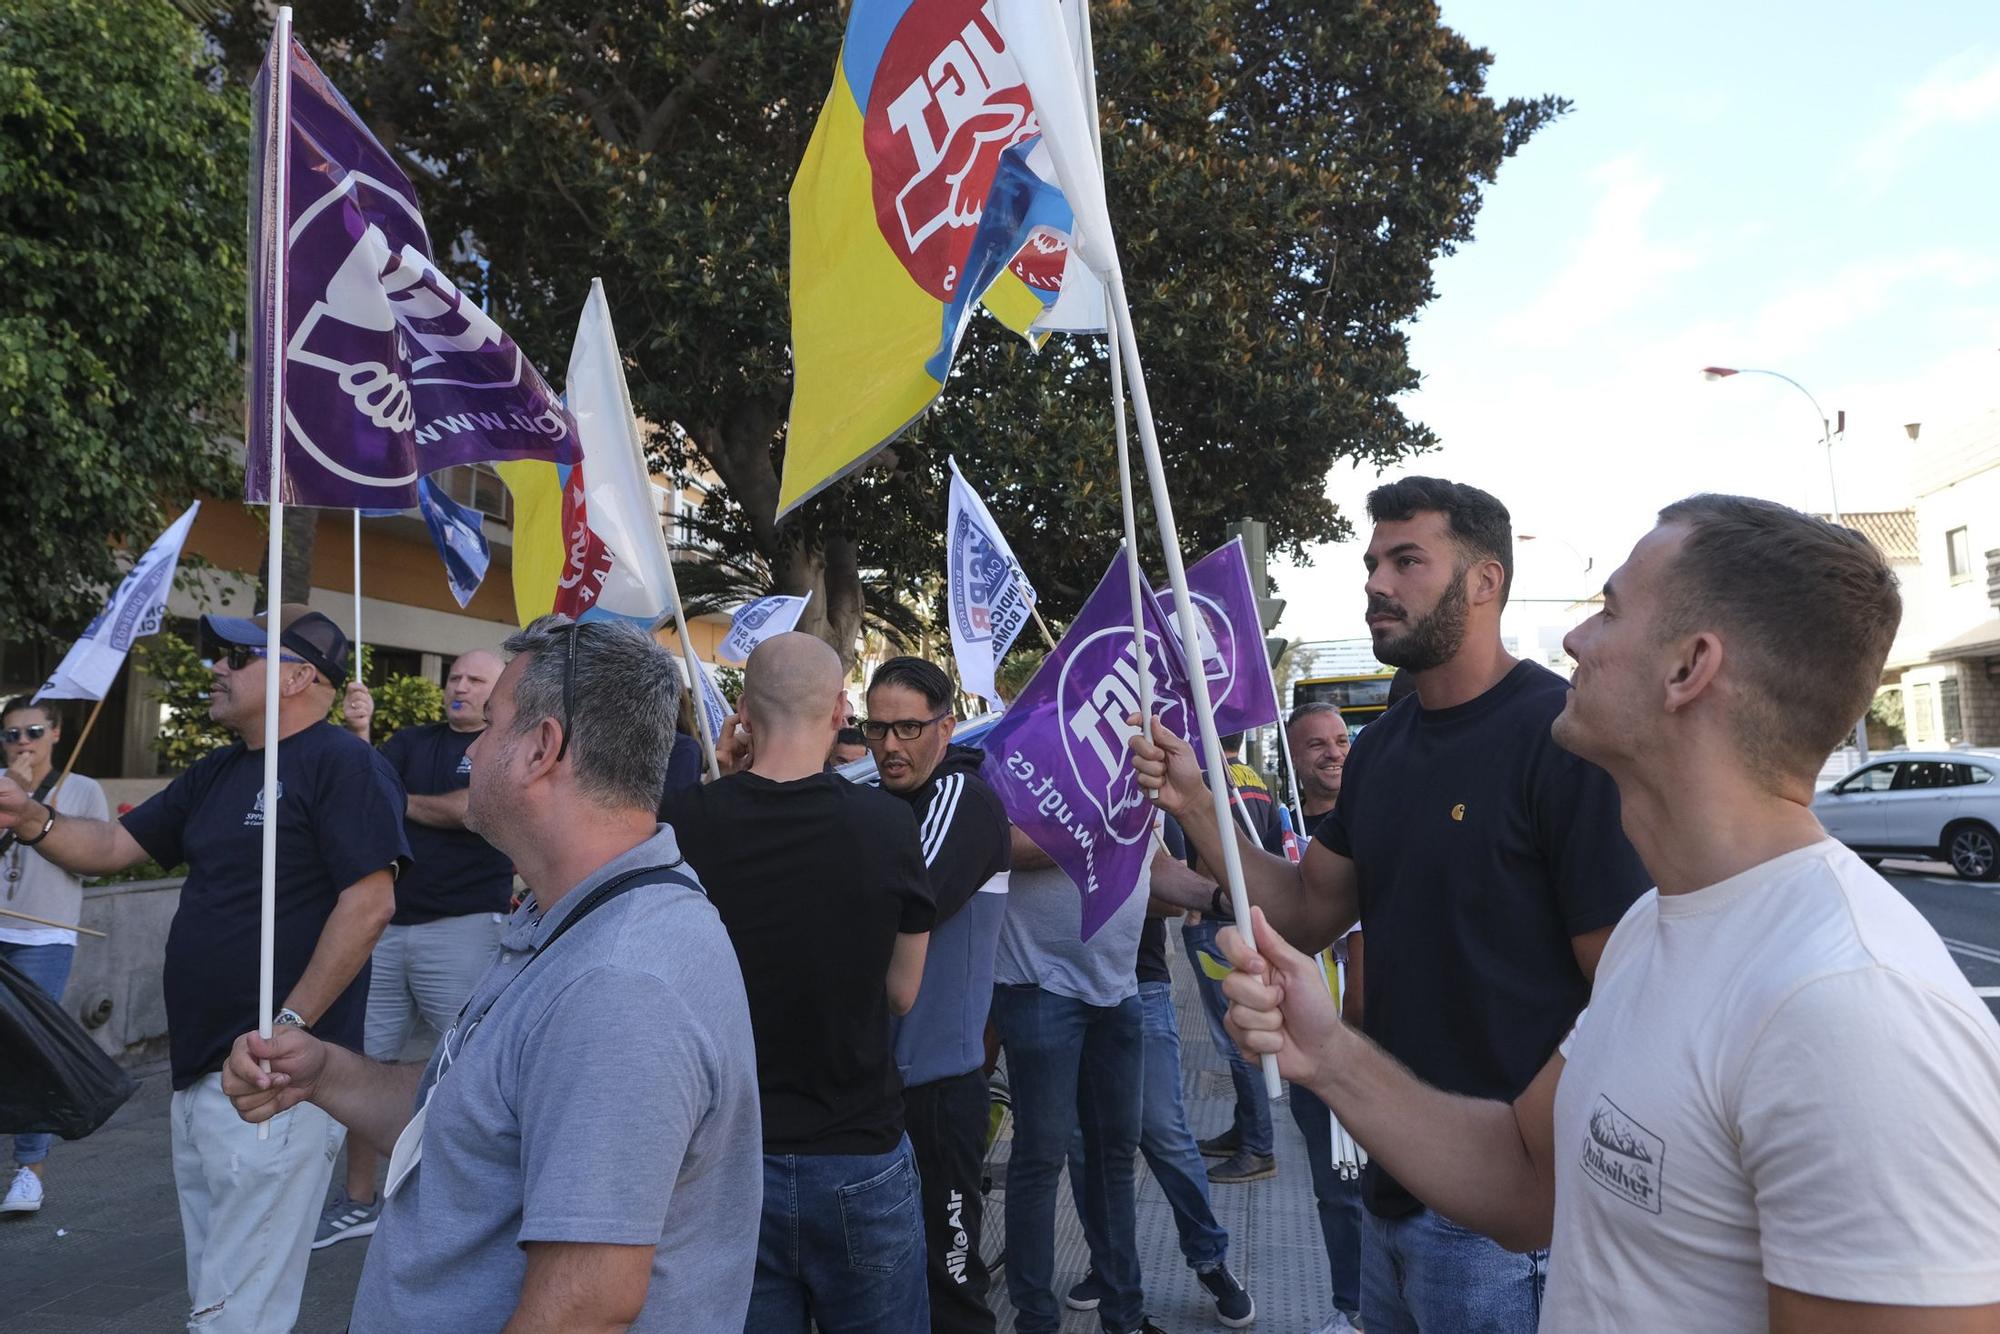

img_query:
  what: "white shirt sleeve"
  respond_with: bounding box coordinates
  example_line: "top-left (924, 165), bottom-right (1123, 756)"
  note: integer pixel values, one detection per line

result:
top-left (1734, 967), bottom-right (2000, 1306)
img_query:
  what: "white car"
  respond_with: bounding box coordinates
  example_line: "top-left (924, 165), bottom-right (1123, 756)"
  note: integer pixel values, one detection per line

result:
top-left (1812, 750), bottom-right (2000, 880)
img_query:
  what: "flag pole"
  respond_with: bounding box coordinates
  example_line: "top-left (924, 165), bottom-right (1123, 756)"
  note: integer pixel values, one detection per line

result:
top-left (1030, 605), bottom-right (1058, 651)
top-left (1265, 655), bottom-right (1305, 828)
top-left (255, 4), bottom-right (295, 1139)
top-left (659, 561), bottom-right (720, 783)
top-left (352, 509), bottom-right (363, 671)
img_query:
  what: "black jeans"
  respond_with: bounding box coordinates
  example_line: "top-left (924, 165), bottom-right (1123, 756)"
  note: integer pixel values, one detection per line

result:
top-left (904, 1068), bottom-right (996, 1334)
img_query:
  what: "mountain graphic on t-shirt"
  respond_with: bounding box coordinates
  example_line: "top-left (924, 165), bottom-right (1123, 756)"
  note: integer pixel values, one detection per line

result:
top-left (1589, 1103), bottom-right (1654, 1163)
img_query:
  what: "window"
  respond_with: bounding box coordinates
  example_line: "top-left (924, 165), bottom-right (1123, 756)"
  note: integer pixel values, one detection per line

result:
top-left (1952, 764), bottom-right (1994, 787)
top-left (1911, 682), bottom-right (1937, 746)
top-left (1948, 526), bottom-right (1972, 581)
top-left (1942, 678), bottom-right (1964, 745)
top-left (1839, 764), bottom-right (1899, 793)
top-left (438, 464), bottom-right (513, 526)
top-left (1894, 761), bottom-right (1951, 791)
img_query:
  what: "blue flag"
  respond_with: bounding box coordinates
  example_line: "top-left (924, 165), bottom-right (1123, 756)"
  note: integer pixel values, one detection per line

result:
top-left (416, 476), bottom-right (491, 608)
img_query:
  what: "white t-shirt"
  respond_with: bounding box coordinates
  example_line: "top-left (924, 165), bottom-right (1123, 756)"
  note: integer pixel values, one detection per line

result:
top-left (0, 774), bottom-right (108, 947)
top-left (1545, 839), bottom-right (2000, 1331)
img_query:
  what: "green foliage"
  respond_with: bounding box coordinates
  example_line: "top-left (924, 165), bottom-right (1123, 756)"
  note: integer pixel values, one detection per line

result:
top-left (713, 667), bottom-right (745, 708)
top-left (0, 0), bottom-right (247, 645)
top-left (358, 668), bottom-right (445, 747)
top-left (1869, 688), bottom-right (1906, 749)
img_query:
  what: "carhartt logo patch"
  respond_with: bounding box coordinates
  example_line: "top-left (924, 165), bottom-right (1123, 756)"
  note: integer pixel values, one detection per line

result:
top-left (1450, 803), bottom-right (1465, 822)
top-left (1581, 1095), bottom-right (1664, 1214)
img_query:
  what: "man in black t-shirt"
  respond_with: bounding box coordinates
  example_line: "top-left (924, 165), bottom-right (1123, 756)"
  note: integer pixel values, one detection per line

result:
top-left (320, 648), bottom-right (512, 1247)
top-left (0, 605), bottom-right (406, 1334)
top-left (662, 632), bottom-right (937, 1334)
top-left (1135, 478), bottom-right (1648, 1334)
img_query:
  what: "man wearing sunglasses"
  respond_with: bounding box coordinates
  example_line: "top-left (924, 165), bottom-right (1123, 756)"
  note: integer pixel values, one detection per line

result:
top-left (865, 656), bottom-right (1011, 1334)
top-left (0, 604), bottom-right (408, 1334)
top-left (0, 695), bottom-right (110, 1217)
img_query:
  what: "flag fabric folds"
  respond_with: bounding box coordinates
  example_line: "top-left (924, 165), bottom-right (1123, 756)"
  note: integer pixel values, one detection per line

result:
top-left (1157, 538), bottom-right (1279, 737)
top-left (692, 658), bottom-right (732, 748)
top-left (978, 547), bottom-right (1197, 940)
top-left (945, 458), bottom-right (1037, 710)
top-left (415, 478), bottom-right (491, 610)
top-left (496, 460), bottom-right (566, 627)
top-left (37, 505), bottom-right (201, 702)
top-left (247, 33), bottom-right (580, 509)
top-left (781, 0), bottom-right (1101, 518)
top-left (717, 595), bottom-right (812, 666)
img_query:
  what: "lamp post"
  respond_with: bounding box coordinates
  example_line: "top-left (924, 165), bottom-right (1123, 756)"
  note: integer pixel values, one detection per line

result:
top-left (1701, 365), bottom-right (1869, 764)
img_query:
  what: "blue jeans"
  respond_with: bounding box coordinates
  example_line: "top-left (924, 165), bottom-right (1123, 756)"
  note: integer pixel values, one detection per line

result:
top-left (1179, 920), bottom-right (1272, 1156)
top-left (747, 1136), bottom-right (929, 1334)
top-left (1, 941), bottom-right (76, 1165)
top-left (1070, 980), bottom-right (1228, 1271)
top-left (992, 984), bottom-right (1144, 1334)
top-left (1360, 1204), bottom-right (1545, 1334)
top-left (1287, 1084), bottom-right (1363, 1318)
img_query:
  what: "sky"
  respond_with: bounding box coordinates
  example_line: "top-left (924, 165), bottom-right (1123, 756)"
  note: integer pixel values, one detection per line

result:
top-left (1271, 1), bottom-right (2000, 660)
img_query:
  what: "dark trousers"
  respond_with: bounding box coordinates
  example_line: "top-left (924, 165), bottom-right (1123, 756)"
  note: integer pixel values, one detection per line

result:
top-left (905, 1069), bottom-right (996, 1334)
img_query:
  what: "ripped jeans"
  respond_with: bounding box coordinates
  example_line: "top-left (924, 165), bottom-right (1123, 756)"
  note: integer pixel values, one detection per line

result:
top-left (171, 1072), bottom-right (344, 1332)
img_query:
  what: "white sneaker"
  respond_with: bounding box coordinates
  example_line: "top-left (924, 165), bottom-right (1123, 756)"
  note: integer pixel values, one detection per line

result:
top-left (1308, 1314), bottom-right (1361, 1334)
top-left (1, 1166), bottom-right (44, 1214)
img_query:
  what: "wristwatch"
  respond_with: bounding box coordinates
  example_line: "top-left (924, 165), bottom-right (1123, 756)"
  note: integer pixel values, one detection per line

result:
top-left (273, 1008), bottom-right (308, 1029)
top-left (1208, 884), bottom-right (1235, 922)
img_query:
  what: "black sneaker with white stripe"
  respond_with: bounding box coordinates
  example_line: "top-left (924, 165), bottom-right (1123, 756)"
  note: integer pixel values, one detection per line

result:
top-left (313, 1187), bottom-right (381, 1249)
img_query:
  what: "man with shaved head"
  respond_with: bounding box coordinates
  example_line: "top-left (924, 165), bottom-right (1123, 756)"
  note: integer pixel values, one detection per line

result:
top-left (662, 632), bottom-right (939, 1334)
top-left (323, 647), bottom-right (514, 1245)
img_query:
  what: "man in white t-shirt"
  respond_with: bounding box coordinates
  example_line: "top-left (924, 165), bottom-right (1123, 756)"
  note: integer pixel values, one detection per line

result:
top-left (1207, 494), bottom-right (2000, 1331)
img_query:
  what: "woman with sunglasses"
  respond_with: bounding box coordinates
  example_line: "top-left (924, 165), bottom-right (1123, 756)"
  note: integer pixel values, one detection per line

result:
top-left (0, 695), bottom-right (109, 1217)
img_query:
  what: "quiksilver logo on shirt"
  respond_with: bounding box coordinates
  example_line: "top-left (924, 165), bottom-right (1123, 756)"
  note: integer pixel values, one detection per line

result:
top-left (1580, 1094), bottom-right (1664, 1214)
top-left (243, 781), bottom-right (286, 828)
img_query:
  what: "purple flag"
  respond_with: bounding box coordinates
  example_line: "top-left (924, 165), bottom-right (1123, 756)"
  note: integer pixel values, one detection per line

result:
top-left (246, 34), bottom-right (580, 509)
top-left (980, 549), bottom-right (1198, 940)
top-left (1156, 538), bottom-right (1280, 736)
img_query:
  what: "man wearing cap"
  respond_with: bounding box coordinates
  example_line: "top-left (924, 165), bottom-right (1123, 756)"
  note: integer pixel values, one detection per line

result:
top-left (0, 604), bottom-right (408, 1334)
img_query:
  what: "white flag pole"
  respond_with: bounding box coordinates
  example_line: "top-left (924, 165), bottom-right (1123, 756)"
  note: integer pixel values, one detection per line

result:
top-left (1266, 658), bottom-right (1306, 829)
top-left (255, 4), bottom-right (295, 1139)
top-left (352, 509), bottom-right (363, 671)
top-left (659, 553), bottom-right (719, 782)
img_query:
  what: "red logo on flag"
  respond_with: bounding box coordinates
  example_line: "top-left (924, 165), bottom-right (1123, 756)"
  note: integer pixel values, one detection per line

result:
top-left (1007, 225), bottom-right (1070, 291)
top-left (553, 465), bottom-right (615, 618)
top-left (864, 0), bottom-right (1038, 300)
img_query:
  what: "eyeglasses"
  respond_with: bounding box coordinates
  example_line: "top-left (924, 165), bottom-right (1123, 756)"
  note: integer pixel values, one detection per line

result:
top-left (3, 725), bottom-right (48, 744)
top-left (859, 710), bottom-right (952, 742)
top-left (555, 622), bottom-right (580, 763)
top-left (210, 645), bottom-right (310, 673)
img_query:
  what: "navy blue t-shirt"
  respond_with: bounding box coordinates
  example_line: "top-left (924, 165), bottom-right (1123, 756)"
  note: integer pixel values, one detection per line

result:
top-left (123, 721), bottom-right (410, 1089)
top-left (378, 722), bottom-right (514, 925)
top-left (1321, 660), bottom-right (1649, 1217)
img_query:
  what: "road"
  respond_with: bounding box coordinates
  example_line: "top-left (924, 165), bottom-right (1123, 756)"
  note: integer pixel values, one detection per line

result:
top-left (1881, 860), bottom-right (2000, 1020)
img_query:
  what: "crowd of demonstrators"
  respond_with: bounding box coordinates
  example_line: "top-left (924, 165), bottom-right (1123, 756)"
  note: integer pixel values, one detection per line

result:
top-left (865, 656), bottom-right (1013, 1334)
top-left (316, 648), bottom-right (512, 1247)
top-left (1215, 496), bottom-right (2000, 1328)
top-left (1279, 701), bottom-right (1366, 1334)
top-left (662, 632), bottom-right (938, 1334)
top-left (228, 616), bottom-right (762, 1332)
top-left (0, 606), bottom-right (406, 1332)
top-left (1, 695), bottom-right (109, 1215)
top-left (1137, 477), bottom-right (1653, 1332)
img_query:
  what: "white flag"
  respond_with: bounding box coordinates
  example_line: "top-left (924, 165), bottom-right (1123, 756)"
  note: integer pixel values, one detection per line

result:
top-left (946, 458), bottom-right (1038, 710)
top-left (995, 0), bottom-right (1120, 281)
top-left (717, 593), bottom-right (811, 666)
top-left (37, 503), bottom-right (201, 702)
top-left (692, 657), bottom-right (731, 746)
top-left (566, 277), bottom-right (676, 623)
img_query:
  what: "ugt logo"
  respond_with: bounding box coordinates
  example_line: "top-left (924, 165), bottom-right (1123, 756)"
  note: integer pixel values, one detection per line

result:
top-left (864, 0), bottom-right (1038, 298)
top-left (1056, 626), bottom-right (1189, 846)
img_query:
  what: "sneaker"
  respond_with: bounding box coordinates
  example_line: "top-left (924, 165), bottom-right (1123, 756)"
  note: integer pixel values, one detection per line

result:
top-left (1066, 1268), bottom-right (1109, 1311)
top-left (1206, 1149), bottom-right (1277, 1184)
top-left (1, 1167), bottom-right (43, 1214)
top-left (312, 1188), bottom-right (380, 1249)
top-left (1308, 1314), bottom-right (1362, 1334)
top-left (1196, 1128), bottom-right (1240, 1159)
top-left (1195, 1261), bottom-right (1255, 1327)
top-left (1121, 1320), bottom-right (1168, 1334)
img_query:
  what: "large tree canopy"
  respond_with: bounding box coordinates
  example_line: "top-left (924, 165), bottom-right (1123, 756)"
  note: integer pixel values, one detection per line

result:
top-left (210, 0), bottom-right (1563, 652)
top-left (0, 0), bottom-right (246, 645)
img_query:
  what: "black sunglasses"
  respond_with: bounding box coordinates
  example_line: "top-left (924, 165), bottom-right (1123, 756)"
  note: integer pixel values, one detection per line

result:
top-left (3, 725), bottom-right (48, 744)
top-left (859, 710), bottom-right (952, 742)
top-left (214, 645), bottom-right (309, 673)
top-left (555, 622), bottom-right (581, 762)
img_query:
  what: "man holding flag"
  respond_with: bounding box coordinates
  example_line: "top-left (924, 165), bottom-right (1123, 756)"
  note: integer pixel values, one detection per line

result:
top-left (0, 606), bottom-right (408, 1334)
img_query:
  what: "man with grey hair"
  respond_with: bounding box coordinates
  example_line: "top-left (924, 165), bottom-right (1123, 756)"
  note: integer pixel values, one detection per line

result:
top-left (222, 615), bottom-right (763, 1333)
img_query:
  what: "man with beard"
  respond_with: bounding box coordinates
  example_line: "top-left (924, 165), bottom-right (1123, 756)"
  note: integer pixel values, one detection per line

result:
top-left (1133, 477), bottom-right (1649, 1333)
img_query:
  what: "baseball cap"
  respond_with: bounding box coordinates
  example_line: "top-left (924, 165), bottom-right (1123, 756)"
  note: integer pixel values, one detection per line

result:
top-left (200, 604), bottom-right (351, 689)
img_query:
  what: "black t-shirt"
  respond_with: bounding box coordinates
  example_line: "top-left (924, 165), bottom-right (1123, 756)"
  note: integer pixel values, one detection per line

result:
top-left (378, 722), bottom-right (514, 924)
top-left (122, 722), bottom-right (411, 1089)
top-left (1320, 661), bottom-right (1649, 1217)
top-left (661, 771), bottom-right (936, 1154)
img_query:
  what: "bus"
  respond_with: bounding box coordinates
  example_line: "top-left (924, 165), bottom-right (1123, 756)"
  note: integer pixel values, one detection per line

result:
top-left (1292, 670), bottom-right (1398, 729)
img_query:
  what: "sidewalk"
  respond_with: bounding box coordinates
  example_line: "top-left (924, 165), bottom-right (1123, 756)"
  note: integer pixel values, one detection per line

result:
top-left (0, 941), bottom-right (1339, 1332)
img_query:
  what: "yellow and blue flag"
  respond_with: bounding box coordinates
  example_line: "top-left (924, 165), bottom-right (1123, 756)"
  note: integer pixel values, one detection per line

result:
top-left (782, 0), bottom-right (1101, 518)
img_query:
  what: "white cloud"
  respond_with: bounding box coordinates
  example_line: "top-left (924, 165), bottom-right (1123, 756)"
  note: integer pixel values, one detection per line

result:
top-left (1853, 50), bottom-right (2000, 179)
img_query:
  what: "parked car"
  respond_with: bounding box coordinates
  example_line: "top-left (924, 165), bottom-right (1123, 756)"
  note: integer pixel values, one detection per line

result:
top-left (1812, 751), bottom-right (2000, 880)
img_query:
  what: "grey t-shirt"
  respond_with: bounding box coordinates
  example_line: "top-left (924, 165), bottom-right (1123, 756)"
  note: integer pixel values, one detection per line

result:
top-left (349, 827), bottom-right (762, 1333)
top-left (993, 856), bottom-right (1151, 1007)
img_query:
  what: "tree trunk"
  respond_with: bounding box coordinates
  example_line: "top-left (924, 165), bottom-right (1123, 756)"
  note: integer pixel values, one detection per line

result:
top-left (823, 532), bottom-right (865, 673)
top-left (256, 507), bottom-right (318, 612)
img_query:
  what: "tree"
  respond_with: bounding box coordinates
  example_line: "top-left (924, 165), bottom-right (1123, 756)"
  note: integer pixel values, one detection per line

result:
top-left (0, 0), bottom-right (247, 645)
top-left (207, 0), bottom-right (1561, 655)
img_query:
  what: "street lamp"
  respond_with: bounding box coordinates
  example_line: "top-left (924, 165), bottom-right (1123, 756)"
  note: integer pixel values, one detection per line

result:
top-left (1700, 365), bottom-right (1844, 523)
top-left (1518, 533), bottom-right (1593, 574)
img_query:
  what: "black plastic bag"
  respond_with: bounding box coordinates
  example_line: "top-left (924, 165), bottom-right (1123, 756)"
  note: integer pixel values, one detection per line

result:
top-left (0, 954), bottom-right (136, 1138)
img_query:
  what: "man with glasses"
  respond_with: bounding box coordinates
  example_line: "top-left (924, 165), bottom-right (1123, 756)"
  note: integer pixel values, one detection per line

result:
top-left (0, 695), bottom-right (110, 1216)
top-left (0, 604), bottom-right (407, 1334)
top-left (223, 615), bottom-right (763, 1332)
top-left (864, 656), bottom-right (1011, 1334)
top-left (662, 632), bottom-right (937, 1333)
